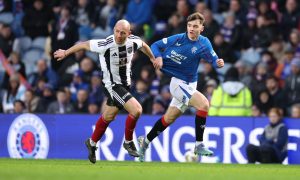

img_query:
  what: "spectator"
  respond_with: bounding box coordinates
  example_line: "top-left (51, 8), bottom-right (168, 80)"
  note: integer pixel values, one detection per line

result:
top-left (22, 0), bottom-right (54, 39)
top-left (2, 74), bottom-right (26, 113)
top-left (291, 103), bottom-right (300, 118)
top-left (50, 5), bottom-right (78, 71)
top-left (73, 89), bottom-right (89, 113)
top-left (1, 52), bottom-right (26, 90)
top-left (35, 83), bottom-right (55, 113)
top-left (280, 0), bottom-right (300, 40)
top-left (220, 12), bottom-right (242, 52)
top-left (47, 89), bottom-right (74, 114)
top-left (209, 67), bottom-right (252, 116)
top-left (93, 0), bottom-right (118, 38)
top-left (73, 0), bottom-right (95, 40)
top-left (131, 79), bottom-right (152, 113)
top-left (260, 50), bottom-right (278, 73)
top-left (287, 29), bottom-right (300, 57)
top-left (13, 99), bottom-right (26, 113)
top-left (197, 61), bottom-right (219, 93)
top-left (202, 9), bottom-right (219, 41)
top-left (234, 60), bottom-right (252, 87)
top-left (151, 96), bottom-right (166, 115)
top-left (256, 14), bottom-right (279, 48)
top-left (202, 79), bottom-right (217, 102)
top-left (165, 12), bottom-right (185, 37)
top-left (88, 102), bottom-right (100, 114)
top-left (274, 47), bottom-right (295, 87)
top-left (284, 57), bottom-right (300, 106)
top-left (246, 107), bottom-right (288, 164)
top-left (80, 57), bottom-right (97, 84)
top-left (252, 104), bottom-right (263, 117)
top-left (250, 62), bottom-right (268, 101)
top-left (254, 89), bottom-right (273, 116)
top-left (241, 11), bottom-right (257, 49)
top-left (228, 0), bottom-right (247, 25)
top-left (212, 32), bottom-right (237, 64)
top-left (69, 69), bottom-right (89, 102)
top-left (124, 0), bottom-right (154, 36)
top-left (0, 23), bottom-right (14, 57)
top-left (265, 75), bottom-right (285, 110)
top-left (88, 71), bottom-right (104, 106)
top-left (24, 89), bottom-right (40, 113)
top-left (28, 59), bottom-right (58, 89)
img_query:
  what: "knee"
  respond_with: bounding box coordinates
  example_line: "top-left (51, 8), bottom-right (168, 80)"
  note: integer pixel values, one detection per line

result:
top-left (194, 97), bottom-right (209, 112)
top-left (103, 113), bottom-right (117, 122)
top-left (131, 104), bottom-right (143, 119)
top-left (201, 98), bottom-right (210, 111)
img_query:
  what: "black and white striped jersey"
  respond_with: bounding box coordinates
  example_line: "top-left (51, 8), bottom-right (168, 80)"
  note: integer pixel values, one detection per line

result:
top-left (89, 35), bottom-right (143, 88)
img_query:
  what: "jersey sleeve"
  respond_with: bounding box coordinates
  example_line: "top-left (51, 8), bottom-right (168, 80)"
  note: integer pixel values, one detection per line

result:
top-left (202, 37), bottom-right (219, 68)
top-left (151, 34), bottom-right (181, 58)
top-left (130, 37), bottom-right (143, 50)
top-left (89, 39), bottom-right (106, 54)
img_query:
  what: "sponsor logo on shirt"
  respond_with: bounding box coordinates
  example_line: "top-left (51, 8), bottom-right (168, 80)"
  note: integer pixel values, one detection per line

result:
top-left (166, 50), bottom-right (187, 64)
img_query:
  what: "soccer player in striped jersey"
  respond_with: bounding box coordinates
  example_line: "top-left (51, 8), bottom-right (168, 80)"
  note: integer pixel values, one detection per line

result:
top-left (138, 12), bottom-right (224, 162)
top-left (54, 20), bottom-right (157, 164)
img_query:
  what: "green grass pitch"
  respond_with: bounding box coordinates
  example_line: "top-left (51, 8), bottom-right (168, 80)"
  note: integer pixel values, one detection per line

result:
top-left (0, 158), bottom-right (299, 180)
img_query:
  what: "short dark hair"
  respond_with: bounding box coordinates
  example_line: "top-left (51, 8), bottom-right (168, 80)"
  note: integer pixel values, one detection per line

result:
top-left (187, 12), bottom-right (205, 24)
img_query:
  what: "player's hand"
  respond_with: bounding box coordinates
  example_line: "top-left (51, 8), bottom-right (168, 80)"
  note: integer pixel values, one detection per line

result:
top-left (216, 59), bottom-right (224, 68)
top-left (53, 49), bottom-right (67, 61)
top-left (153, 57), bottom-right (163, 69)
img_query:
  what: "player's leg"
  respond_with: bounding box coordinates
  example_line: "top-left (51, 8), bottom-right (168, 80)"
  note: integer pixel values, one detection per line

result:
top-left (122, 97), bottom-right (143, 157)
top-left (246, 144), bottom-right (261, 163)
top-left (85, 104), bottom-right (119, 164)
top-left (138, 99), bottom-right (184, 162)
top-left (189, 91), bottom-right (213, 156)
top-left (111, 85), bottom-right (141, 157)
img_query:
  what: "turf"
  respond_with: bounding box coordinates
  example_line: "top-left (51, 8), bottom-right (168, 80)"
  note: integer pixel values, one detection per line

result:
top-left (0, 158), bottom-right (299, 180)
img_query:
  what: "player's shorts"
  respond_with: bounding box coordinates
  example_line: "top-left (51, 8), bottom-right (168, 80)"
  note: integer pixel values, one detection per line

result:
top-left (103, 84), bottom-right (133, 109)
top-left (169, 77), bottom-right (197, 113)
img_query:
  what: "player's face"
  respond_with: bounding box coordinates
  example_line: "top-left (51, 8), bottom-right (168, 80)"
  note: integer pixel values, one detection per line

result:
top-left (187, 19), bottom-right (204, 41)
top-left (114, 25), bottom-right (130, 45)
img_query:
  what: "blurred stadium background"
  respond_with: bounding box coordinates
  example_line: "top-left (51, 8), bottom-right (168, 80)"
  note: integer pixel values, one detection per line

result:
top-left (0, 0), bottom-right (300, 179)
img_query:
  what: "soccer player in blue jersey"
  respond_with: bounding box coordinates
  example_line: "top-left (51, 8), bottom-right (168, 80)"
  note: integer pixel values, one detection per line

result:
top-left (138, 12), bottom-right (224, 162)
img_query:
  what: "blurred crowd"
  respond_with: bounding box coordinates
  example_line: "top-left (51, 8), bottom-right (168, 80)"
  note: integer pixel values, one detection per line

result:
top-left (0, 0), bottom-right (300, 117)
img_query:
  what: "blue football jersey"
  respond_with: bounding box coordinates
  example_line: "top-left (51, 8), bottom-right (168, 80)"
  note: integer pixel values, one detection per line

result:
top-left (151, 33), bottom-right (219, 82)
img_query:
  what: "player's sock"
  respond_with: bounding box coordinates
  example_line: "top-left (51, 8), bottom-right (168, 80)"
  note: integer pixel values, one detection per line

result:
top-left (125, 114), bottom-right (137, 142)
top-left (91, 116), bottom-right (110, 144)
top-left (146, 116), bottom-right (169, 142)
top-left (195, 141), bottom-right (202, 146)
top-left (195, 110), bottom-right (208, 142)
top-left (90, 139), bottom-right (96, 146)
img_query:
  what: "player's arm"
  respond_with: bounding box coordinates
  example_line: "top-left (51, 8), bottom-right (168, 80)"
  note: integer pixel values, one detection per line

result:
top-left (53, 41), bottom-right (90, 61)
top-left (202, 37), bottom-right (224, 68)
top-left (139, 42), bottom-right (161, 69)
top-left (150, 34), bottom-right (180, 69)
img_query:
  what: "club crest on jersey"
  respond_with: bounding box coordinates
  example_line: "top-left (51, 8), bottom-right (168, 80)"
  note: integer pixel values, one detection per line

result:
top-left (191, 47), bottom-right (197, 54)
top-left (162, 38), bottom-right (168, 44)
top-left (7, 113), bottom-right (49, 159)
top-left (127, 47), bottom-right (132, 53)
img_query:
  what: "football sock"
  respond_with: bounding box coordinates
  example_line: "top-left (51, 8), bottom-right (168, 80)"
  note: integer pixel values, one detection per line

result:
top-left (91, 116), bottom-right (110, 144)
top-left (125, 114), bottom-right (137, 141)
top-left (90, 139), bottom-right (96, 146)
top-left (195, 110), bottom-right (208, 142)
top-left (146, 116), bottom-right (169, 142)
top-left (195, 141), bottom-right (203, 146)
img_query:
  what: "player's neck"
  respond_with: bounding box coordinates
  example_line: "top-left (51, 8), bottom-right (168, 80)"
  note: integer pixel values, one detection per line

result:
top-left (187, 34), bottom-right (198, 41)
